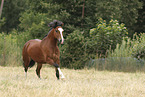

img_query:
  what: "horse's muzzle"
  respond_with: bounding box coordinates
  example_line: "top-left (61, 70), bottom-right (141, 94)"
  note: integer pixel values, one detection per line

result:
top-left (61, 39), bottom-right (64, 44)
top-left (58, 38), bottom-right (64, 44)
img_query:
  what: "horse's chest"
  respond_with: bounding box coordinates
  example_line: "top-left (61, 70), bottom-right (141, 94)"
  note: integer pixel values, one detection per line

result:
top-left (45, 48), bottom-right (59, 57)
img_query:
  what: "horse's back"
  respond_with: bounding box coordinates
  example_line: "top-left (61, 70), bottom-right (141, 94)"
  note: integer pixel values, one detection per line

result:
top-left (23, 39), bottom-right (41, 52)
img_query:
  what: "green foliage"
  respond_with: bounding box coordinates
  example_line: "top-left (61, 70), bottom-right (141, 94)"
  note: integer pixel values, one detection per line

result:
top-left (96, 0), bottom-right (142, 35)
top-left (19, 1), bottom-right (66, 39)
top-left (60, 30), bottom-right (87, 69)
top-left (100, 33), bottom-right (145, 72)
top-left (132, 33), bottom-right (145, 59)
top-left (60, 19), bottom-right (129, 69)
top-left (108, 33), bottom-right (145, 60)
top-left (87, 18), bottom-right (128, 57)
top-left (19, 11), bottom-right (49, 39)
top-left (108, 38), bottom-right (133, 58)
top-left (0, 0), bottom-right (26, 32)
top-left (56, 0), bottom-right (97, 32)
top-left (0, 0), bottom-right (144, 35)
top-left (0, 32), bottom-right (22, 66)
top-left (0, 0), bottom-right (144, 72)
top-left (106, 39), bottom-right (140, 72)
top-left (0, 18), bottom-right (5, 32)
top-left (135, 1), bottom-right (145, 33)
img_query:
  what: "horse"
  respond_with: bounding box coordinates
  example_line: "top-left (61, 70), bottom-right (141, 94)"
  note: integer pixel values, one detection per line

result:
top-left (22, 20), bottom-right (65, 80)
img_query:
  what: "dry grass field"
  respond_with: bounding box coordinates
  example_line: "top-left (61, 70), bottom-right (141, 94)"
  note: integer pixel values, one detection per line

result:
top-left (0, 66), bottom-right (144, 97)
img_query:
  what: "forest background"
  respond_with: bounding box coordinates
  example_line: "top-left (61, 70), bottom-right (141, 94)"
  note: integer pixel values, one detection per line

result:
top-left (0, 0), bottom-right (145, 72)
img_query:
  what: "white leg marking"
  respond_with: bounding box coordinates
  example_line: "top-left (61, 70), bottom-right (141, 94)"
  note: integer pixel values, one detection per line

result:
top-left (25, 72), bottom-right (27, 79)
top-left (58, 68), bottom-right (65, 79)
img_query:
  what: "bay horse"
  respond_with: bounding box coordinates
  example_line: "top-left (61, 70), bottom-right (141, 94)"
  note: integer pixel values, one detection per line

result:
top-left (22, 20), bottom-right (65, 80)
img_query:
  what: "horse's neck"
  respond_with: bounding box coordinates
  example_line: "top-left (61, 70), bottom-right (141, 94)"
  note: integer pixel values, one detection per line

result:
top-left (41, 29), bottom-right (58, 47)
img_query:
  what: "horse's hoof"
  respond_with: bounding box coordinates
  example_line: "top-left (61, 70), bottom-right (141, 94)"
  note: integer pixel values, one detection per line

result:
top-left (61, 77), bottom-right (65, 81)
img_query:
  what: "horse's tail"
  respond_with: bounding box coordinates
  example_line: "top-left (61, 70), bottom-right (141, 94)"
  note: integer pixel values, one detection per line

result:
top-left (28, 59), bottom-right (35, 68)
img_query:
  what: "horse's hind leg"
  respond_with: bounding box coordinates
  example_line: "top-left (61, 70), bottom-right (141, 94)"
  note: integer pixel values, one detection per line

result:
top-left (36, 63), bottom-right (42, 79)
top-left (24, 63), bottom-right (29, 79)
top-left (23, 58), bottom-right (30, 79)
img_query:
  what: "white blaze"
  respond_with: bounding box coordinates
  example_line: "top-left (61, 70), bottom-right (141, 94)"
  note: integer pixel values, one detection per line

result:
top-left (58, 28), bottom-right (64, 44)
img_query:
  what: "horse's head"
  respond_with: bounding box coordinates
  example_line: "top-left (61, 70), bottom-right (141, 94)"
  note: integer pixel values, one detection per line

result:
top-left (54, 26), bottom-right (64, 44)
top-left (48, 20), bottom-right (64, 44)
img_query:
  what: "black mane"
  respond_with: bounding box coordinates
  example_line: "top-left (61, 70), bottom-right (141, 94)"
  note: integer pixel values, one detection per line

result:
top-left (43, 28), bottom-right (52, 39)
top-left (43, 20), bottom-right (63, 39)
top-left (48, 20), bottom-right (63, 28)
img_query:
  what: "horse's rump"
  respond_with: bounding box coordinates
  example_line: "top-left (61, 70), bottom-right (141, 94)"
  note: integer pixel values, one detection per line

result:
top-left (22, 39), bottom-right (45, 64)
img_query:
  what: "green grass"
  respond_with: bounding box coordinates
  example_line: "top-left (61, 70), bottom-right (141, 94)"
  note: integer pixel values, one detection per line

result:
top-left (0, 66), bottom-right (144, 97)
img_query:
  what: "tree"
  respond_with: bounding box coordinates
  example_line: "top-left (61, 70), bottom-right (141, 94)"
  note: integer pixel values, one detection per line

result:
top-left (87, 18), bottom-right (128, 57)
top-left (19, 0), bottom-right (64, 38)
top-left (54, 0), bottom-right (97, 35)
top-left (95, 0), bottom-right (142, 36)
top-left (52, 0), bottom-right (142, 36)
top-left (0, 0), bottom-right (26, 33)
top-left (1, 0), bottom-right (143, 36)
top-left (0, 0), bottom-right (4, 18)
top-left (135, 0), bottom-right (145, 33)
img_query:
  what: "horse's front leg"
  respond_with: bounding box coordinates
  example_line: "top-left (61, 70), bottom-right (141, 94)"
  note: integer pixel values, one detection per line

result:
top-left (55, 67), bottom-right (65, 79)
top-left (46, 57), bottom-right (65, 80)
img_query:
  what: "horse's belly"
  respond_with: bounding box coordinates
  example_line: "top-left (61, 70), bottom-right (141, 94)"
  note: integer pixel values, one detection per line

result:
top-left (29, 50), bottom-right (45, 63)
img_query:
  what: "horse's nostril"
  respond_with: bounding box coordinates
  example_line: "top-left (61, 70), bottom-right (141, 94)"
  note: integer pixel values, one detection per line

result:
top-left (61, 39), bottom-right (64, 44)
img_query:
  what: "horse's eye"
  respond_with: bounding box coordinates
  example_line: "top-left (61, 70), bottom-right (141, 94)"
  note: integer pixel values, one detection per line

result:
top-left (55, 30), bottom-right (58, 32)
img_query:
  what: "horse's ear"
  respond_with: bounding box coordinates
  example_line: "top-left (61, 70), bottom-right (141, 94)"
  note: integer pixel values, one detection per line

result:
top-left (55, 21), bottom-right (58, 27)
top-left (48, 22), bottom-right (54, 27)
top-left (61, 23), bottom-right (64, 26)
top-left (48, 20), bottom-right (63, 28)
top-left (49, 20), bottom-right (58, 28)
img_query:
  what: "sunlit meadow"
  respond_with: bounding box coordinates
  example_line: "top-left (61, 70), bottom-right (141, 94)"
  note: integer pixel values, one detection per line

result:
top-left (0, 66), bottom-right (144, 97)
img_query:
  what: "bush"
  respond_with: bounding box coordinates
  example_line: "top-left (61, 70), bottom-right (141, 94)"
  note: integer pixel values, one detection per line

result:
top-left (108, 33), bottom-right (145, 59)
top-left (107, 38), bottom-right (133, 58)
top-left (0, 30), bottom-right (32, 66)
top-left (0, 32), bottom-right (22, 66)
top-left (101, 33), bottom-right (145, 72)
top-left (132, 33), bottom-right (145, 59)
top-left (60, 30), bottom-right (87, 69)
top-left (87, 18), bottom-right (128, 57)
top-left (60, 19), bottom-right (129, 69)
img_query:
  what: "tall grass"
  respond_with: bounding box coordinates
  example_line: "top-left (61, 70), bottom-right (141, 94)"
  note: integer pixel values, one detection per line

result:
top-left (86, 34), bottom-right (145, 72)
top-left (0, 32), bottom-right (30, 66)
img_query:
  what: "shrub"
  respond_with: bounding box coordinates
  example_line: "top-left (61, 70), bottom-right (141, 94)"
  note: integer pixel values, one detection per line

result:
top-left (87, 18), bottom-right (128, 57)
top-left (60, 30), bottom-right (87, 69)
top-left (0, 32), bottom-right (22, 66)
top-left (108, 33), bottom-right (145, 60)
top-left (107, 38), bottom-right (133, 58)
top-left (132, 33), bottom-right (145, 59)
top-left (60, 19), bottom-right (129, 69)
top-left (100, 33), bottom-right (145, 72)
